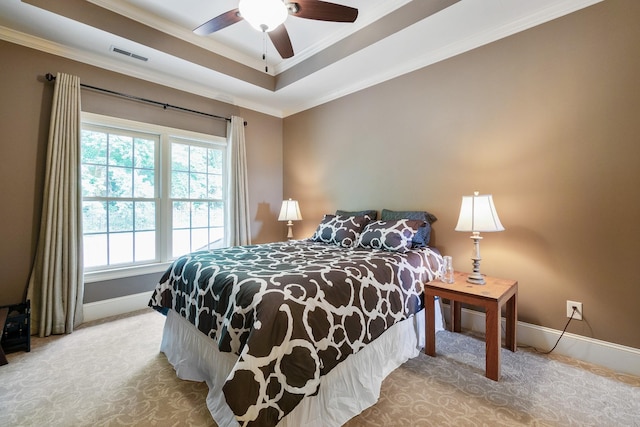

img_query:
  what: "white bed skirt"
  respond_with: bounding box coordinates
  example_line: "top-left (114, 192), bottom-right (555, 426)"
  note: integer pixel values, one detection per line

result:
top-left (160, 301), bottom-right (444, 427)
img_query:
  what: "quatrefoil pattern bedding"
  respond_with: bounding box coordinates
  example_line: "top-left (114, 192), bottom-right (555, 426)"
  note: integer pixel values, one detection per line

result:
top-left (149, 240), bottom-right (442, 427)
top-left (357, 219), bottom-right (426, 252)
top-left (310, 214), bottom-right (369, 247)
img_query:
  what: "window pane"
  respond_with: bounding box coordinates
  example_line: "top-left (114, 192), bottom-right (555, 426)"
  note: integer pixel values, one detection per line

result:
top-left (109, 201), bottom-right (133, 232)
top-left (81, 165), bottom-right (107, 197)
top-left (173, 201), bottom-right (190, 229)
top-left (135, 201), bottom-right (155, 231)
top-left (209, 227), bottom-right (224, 249)
top-left (108, 166), bottom-right (133, 198)
top-left (108, 134), bottom-right (133, 167)
top-left (83, 201), bottom-right (107, 233)
top-left (190, 146), bottom-right (208, 173)
top-left (81, 130), bottom-right (107, 165)
top-left (134, 169), bottom-right (155, 198)
top-left (84, 234), bottom-right (107, 267)
top-left (109, 232), bottom-right (133, 264)
top-left (170, 142), bottom-right (225, 258)
top-left (171, 171), bottom-right (189, 198)
top-left (171, 143), bottom-right (189, 171)
top-left (190, 172), bottom-right (207, 199)
top-left (135, 231), bottom-right (155, 262)
top-left (173, 229), bottom-right (190, 258)
top-left (207, 174), bottom-right (223, 199)
top-left (192, 202), bottom-right (208, 228)
top-left (191, 228), bottom-right (208, 252)
top-left (209, 201), bottom-right (224, 227)
top-left (134, 138), bottom-right (155, 169)
top-left (208, 149), bottom-right (222, 174)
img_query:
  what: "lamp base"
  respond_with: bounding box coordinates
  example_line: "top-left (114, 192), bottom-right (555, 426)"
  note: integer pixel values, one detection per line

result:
top-left (286, 221), bottom-right (294, 240)
top-left (466, 270), bottom-right (486, 285)
top-left (467, 238), bottom-right (486, 285)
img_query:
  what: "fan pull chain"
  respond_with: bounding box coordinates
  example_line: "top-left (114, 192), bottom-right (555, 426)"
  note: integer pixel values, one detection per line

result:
top-left (262, 31), bottom-right (268, 73)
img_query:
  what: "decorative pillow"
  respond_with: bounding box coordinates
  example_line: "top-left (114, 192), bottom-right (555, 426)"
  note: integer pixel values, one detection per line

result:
top-left (335, 209), bottom-right (378, 221)
top-left (380, 209), bottom-right (438, 247)
top-left (357, 219), bottom-right (425, 253)
top-left (311, 214), bottom-right (368, 247)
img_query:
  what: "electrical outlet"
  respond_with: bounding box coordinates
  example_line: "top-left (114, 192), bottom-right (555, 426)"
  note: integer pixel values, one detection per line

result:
top-left (566, 300), bottom-right (583, 321)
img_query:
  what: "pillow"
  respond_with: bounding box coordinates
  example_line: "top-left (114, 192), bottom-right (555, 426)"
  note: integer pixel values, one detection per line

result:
top-left (380, 209), bottom-right (438, 247)
top-left (311, 214), bottom-right (368, 247)
top-left (335, 209), bottom-right (378, 221)
top-left (357, 219), bottom-right (425, 253)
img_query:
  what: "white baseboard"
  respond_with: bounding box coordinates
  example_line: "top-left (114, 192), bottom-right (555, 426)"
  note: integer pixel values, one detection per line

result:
top-left (442, 304), bottom-right (640, 377)
top-left (82, 294), bottom-right (640, 377)
top-left (83, 291), bottom-right (154, 323)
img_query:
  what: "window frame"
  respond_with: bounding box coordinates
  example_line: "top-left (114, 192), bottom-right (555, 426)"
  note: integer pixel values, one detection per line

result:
top-left (81, 112), bottom-right (227, 283)
top-left (166, 136), bottom-right (228, 258)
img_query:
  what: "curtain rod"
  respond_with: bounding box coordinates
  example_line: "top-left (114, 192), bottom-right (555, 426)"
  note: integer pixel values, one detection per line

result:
top-left (45, 73), bottom-right (246, 125)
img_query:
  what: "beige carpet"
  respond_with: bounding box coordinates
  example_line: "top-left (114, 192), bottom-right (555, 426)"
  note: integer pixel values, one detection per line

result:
top-left (1, 309), bottom-right (638, 426)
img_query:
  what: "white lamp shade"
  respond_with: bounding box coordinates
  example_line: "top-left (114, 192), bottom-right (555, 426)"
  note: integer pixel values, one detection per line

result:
top-left (278, 199), bottom-right (302, 222)
top-left (455, 193), bottom-right (504, 232)
top-left (239, 0), bottom-right (288, 32)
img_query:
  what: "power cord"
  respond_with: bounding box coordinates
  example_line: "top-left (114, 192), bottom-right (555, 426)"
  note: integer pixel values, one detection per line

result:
top-left (516, 306), bottom-right (577, 355)
top-left (537, 306), bottom-right (577, 354)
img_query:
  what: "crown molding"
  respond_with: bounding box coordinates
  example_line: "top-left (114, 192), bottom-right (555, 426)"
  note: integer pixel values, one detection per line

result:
top-left (1, 0), bottom-right (603, 118)
top-left (87, 0), bottom-right (267, 72)
top-left (272, 0), bottom-right (412, 75)
top-left (280, 0), bottom-right (604, 116)
top-left (88, 0), bottom-right (412, 77)
top-left (0, 26), bottom-right (284, 118)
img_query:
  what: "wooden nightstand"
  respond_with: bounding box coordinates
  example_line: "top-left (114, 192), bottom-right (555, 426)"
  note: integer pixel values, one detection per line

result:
top-left (424, 271), bottom-right (518, 381)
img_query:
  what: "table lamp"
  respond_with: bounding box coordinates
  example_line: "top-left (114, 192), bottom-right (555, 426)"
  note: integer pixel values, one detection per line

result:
top-left (455, 191), bottom-right (504, 284)
top-left (278, 198), bottom-right (302, 239)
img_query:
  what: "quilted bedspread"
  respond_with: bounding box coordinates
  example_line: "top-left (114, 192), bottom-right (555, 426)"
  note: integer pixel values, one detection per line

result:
top-left (149, 240), bottom-right (442, 426)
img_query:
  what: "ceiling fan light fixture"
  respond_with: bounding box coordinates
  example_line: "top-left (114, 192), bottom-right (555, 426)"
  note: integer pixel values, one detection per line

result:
top-left (239, 0), bottom-right (288, 32)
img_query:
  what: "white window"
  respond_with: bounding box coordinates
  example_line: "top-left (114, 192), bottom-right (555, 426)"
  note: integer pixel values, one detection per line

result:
top-left (169, 138), bottom-right (226, 256)
top-left (80, 113), bottom-right (227, 282)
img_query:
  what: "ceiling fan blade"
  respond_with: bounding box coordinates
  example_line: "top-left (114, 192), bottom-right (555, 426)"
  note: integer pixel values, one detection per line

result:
top-left (193, 8), bottom-right (243, 35)
top-left (268, 25), bottom-right (294, 59)
top-left (290, 0), bottom-right (358, 23)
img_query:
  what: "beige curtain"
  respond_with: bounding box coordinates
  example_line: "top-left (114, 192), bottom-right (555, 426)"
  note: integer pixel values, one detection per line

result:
top-left (227, 116), bottom-right (251, 246)
top-left (27, 72), bottom-right (84, 337)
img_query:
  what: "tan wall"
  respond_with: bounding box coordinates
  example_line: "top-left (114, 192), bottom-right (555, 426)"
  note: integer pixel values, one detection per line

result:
top-left (283, 0), bottom-right (640, 349)
top-left (0, 41), bottom-right (284, 305)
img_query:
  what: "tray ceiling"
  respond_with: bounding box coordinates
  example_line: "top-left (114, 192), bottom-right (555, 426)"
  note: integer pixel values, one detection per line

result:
top-left (0, 0), bottom-right (601, 117)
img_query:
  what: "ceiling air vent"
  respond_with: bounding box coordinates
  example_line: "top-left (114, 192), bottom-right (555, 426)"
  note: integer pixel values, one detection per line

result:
top-left (110, 46), bottom-right (148, 62)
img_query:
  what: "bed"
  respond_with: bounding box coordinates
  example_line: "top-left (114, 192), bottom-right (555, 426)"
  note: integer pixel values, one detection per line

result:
top-left (149, 213), bottom-right (445, 427)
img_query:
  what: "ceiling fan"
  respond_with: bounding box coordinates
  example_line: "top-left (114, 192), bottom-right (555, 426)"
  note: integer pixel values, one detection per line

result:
top-left (193, 0), bottom-right (359, 59)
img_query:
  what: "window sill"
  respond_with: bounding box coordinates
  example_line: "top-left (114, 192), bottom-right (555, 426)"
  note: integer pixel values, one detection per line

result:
top-left (84, 262), bottom-right (172, 283)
